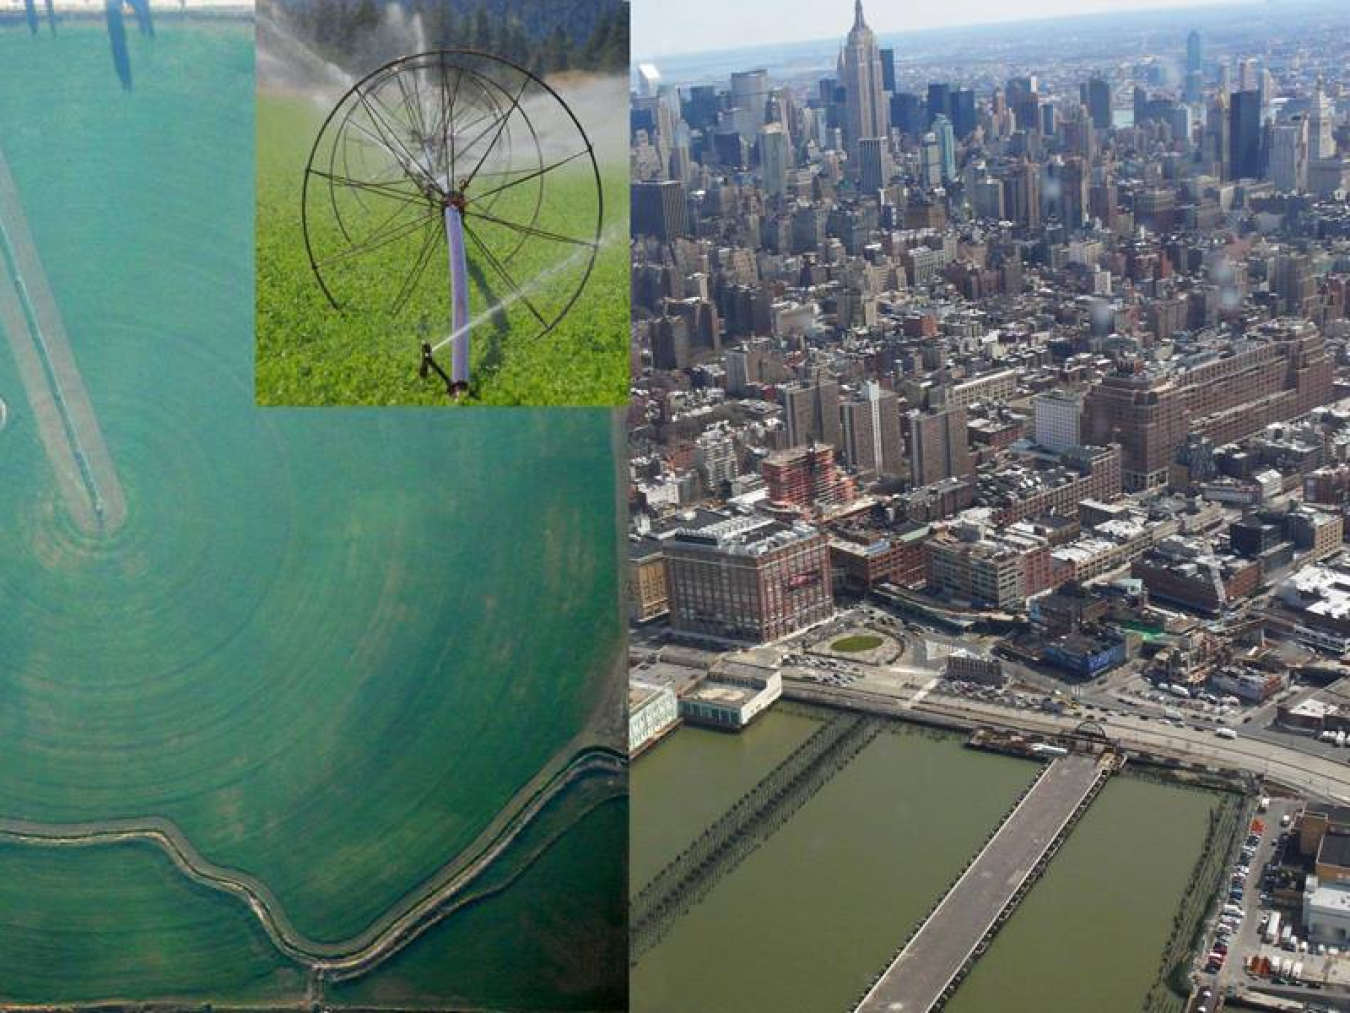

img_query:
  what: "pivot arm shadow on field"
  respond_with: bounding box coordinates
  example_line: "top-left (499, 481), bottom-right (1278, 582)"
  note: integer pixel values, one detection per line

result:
top-left (463, 255), bottom-right (511, 381)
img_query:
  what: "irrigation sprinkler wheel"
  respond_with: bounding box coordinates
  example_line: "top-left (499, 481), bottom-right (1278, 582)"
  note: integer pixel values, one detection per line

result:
top-left (300, 49), bottom-right (603, 376)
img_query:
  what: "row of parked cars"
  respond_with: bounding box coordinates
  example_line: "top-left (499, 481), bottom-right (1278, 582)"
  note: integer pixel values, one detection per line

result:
top-left (1207, 817), bottom-right (1269, 974)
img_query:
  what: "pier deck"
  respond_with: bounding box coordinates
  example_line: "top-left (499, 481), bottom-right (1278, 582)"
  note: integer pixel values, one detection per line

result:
top-left (853, 753), bottom-right (1110, 1013)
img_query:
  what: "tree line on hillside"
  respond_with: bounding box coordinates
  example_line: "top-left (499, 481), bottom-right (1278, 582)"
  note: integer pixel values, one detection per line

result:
top-left (275, 0), bottom-right (628, 76)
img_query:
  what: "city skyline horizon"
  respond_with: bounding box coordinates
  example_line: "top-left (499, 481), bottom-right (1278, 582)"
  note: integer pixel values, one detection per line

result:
top-left (634, 0), bottom-right (1293, 63)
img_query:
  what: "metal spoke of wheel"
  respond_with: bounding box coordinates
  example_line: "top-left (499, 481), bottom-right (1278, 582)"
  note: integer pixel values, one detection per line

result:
top-left (464, 207), bottom-right (597, 248)
top-left (314, 207), bottom-right (439, 271)
top-left (463, 222), bottom-right (548, 328)
top-left (354, 84), bottom-right (439, 194)
top-left (392, 72), bottom-right (430, 154)
top-left (465, 148), bottom-right (591, 205)
top-left (308, 167), bottom-right (429, 208)
top-left (338, 185), bottom-right (426, 262)
top-left (390, 218), bottom-right (443, 316)
top-left (341, 112), bottom-right (426, 188)
top-left (442, 59), bottom-right (461, 187)
top-left (302, 49), bottom-right (603, 387)
top-left (462, 74), bottom-right (530, 190)
top-left (370, 85), bottom-right (432, 175)
top-left (464, 165), bottom-right (545, 179)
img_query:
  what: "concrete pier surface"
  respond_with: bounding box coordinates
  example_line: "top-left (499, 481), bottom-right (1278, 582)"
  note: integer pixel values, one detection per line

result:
top-left (0, 146), bottom-right (126, 536)
top-left (853, 753), bottom-right (1109, 1013)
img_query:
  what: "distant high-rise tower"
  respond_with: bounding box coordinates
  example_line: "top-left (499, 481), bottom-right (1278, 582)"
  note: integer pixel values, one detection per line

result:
top-left (920, 132), bottom-right (943, 189)
top-left (1208, 91), bottom-right (1231, 179)
top-left (1310, 75), bottom-right (1337, 161)
top-left (632, 180), bottom-right (688, 241)
top-left (730, 69), bottom-right (770, 131)
top-left (1238, 58), bottom-right (1260, 94)
top-left (950, 88), bottom-right (977, 138)
top-left (1084, 77), bottom-right (1112, 131)
top-left (1186, 30), bottom-right (1202, 75)
top-left (907, 406), bottom-right (971, 488)
top-left (841, 382), bottom-right (904, 478)
top-left (784, 377), bottom-right (843, 450)
top-left (1270, 114), bottom-right (1308, 193)
top-left (879, 48), bottom-right (896, 93)
top-left (1230, 89), bottom-right (1263, 179)
top-left (926, 82), bottom-right (952, 130)
top-left (932, 114), bottom-right (957, 183)
top-left (838, 0), bottom-right (888, 159)
top-left (759, 123), bottom-right (790, 198)
top-left (858, 136), bottom-right (891, 194)
top-left (1061, 156), bottom-right (1089, 228)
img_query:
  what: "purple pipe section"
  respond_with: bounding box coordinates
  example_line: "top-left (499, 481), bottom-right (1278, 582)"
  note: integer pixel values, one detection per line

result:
top-left (445, 205), bottom-right (470, 386)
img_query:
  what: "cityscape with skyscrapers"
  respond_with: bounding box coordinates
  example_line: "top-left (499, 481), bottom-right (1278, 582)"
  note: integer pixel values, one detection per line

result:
top-left (628, 1), bottom-right (1350, 1011)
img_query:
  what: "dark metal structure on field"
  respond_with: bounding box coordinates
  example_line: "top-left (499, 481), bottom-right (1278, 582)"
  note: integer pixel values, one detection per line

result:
top-left (301, 50), bottom-right (602, 397)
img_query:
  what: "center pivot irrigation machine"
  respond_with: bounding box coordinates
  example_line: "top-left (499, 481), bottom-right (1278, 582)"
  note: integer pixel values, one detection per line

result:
top-left (301, 50), bottom-right (603, 398)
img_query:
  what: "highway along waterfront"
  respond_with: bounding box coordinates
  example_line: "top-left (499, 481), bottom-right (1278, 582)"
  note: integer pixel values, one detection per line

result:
top-left (630, 706), bottom-right (1226, 1013)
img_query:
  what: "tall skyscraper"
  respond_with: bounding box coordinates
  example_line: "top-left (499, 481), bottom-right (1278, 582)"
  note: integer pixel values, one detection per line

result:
top-left (683, 84), bottom-right (721, 132)
top-left (950, 88), bottom-right (977, 139)
top-left (1003, 159), bottom-right (1042, 228)
top-left (1310, 75), bottom-right (1337, 161)
top-left (926, 82), bottom-right (952, 130)
top-left (730, 69), bottom-right (770, 131)
top-left (1271, 115), bottom-right (1309, 193)
top-left (1208, 91), bottom-right (1231, 179)
top-left (1060, 156), bottom-right (1089, 228)
top-left (1185, 69), bottom-right (1203, 106)
top-left (890, 92), bottom-right (924, 138)
top-left (1186, 30), bottom-right (1202, 75)
top-left (784, 376), bottom-right (843, 450)
top-left (841, 381), bottom-right (904, 478)
top-left (759, 123), bottom-right (790, 199)
top-left (920, 132), bottom-right (943, 189)
top-left (932, 114), bottom-right (957, 183)
top-left (1230, 89), bottom-right (1263, 180)
top-left (1238, 57), bottom-right (1260, 93)
top-left (1084, 78), bottom-right (1112, 131)
top-left (857, 136), bottom-right (891, 194)
top-left (838, 0), bottom-right (887, 159)
top-left (879, 48), bottom-right (896, 93)
top-left (907, 406), bottom-right (972, 488)
top-left (632, 180), bottom-right (688, 241)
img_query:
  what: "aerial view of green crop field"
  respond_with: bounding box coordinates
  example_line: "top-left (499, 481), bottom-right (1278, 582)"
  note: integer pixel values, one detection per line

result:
top-left (255, 0), bottom-right (629, 406)
top-left (0, 10), bottom-right (625, 1008)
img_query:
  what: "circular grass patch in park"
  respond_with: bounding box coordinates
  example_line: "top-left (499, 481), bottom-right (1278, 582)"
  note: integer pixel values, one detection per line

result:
top-left (831, 634), bottom-right (885, 653)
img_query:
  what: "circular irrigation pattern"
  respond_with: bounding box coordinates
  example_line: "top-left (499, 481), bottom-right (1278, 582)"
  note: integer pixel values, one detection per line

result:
top-left (0, 325), bottom-right (619, 941)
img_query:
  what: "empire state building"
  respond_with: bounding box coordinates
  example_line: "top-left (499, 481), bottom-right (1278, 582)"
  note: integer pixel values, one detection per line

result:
top-left (838, 0), bottom-right (888, 161)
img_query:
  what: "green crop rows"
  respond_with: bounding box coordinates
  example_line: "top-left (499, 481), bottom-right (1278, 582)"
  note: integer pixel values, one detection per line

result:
top-left (255, 94), bottom-right (628, 406)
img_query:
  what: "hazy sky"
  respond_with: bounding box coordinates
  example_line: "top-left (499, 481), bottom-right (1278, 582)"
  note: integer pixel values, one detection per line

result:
top-left (633, 0), bottom-right (1250, 58)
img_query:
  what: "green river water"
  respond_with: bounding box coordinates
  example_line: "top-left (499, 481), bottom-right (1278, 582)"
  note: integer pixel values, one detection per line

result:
top-left (632, 712), bottom-right (1219, 1013)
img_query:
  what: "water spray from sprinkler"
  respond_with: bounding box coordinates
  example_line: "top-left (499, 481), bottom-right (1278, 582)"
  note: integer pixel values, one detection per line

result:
top-left (300, 49), bottom-right (602, 400)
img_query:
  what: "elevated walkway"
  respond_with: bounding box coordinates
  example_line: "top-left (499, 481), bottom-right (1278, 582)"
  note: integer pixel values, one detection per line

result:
top-left (852, 752), bottom-right (1115, 1013)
